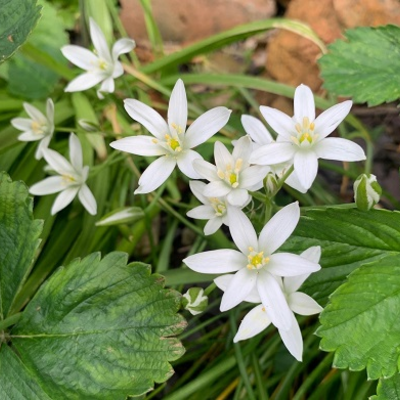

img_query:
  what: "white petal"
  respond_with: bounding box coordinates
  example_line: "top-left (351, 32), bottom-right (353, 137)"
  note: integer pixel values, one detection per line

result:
top-left (258, 202), bottom-right (300, 255)
top-left (46, 98), bottom-right (54, 126)
top-left (250, 142), bottom-right (296, 165)
top-left (294, 84), bottom-right (315, 122)
top-left (43, 148), bottom-right (74, 176)
top-left (61, 45), bottom-right (99, 70)
top-left (184, 249), bottom-right (246, 273)
top-left (35, 136), bottom-right (51, 160)
top-left (260, 106), bottom-right (297, 139)
top-left (241, 114), bottom-right (273, 145)
top-left (187, 205), bottom-right (215, 220)
top-left (214, 141), bottom-right (234, 172)
top-left (278, 313), bottom-right (303, 361)
top-left (289, 292), bottom-right (323, 316)
top-left (227, 207), bottom-right (258, 255)
top-left (110, 136), bottom-right (166, 156)
top-left (65, 72), bottom-right (105, 92)
top-left (189, 180), bottom-right (209, 204)
top-left (124, 99), bottom-right (169, 140)
top-left (301, 246), bottom-right (321, 263)
top-left (284, 169), bottom-right (307, 193)
top-left (193, 159), bottom-right (219, 181)
top-left (257, 270), bottom-right (292, 330)
top-left (220, 268), bottom-right (257, 311)
top-left (232, 135), bottom-right (252, 162)
top-left (215, 274), bottom-right (261, 303)
top-left (204, 218), bottom-right (223, 235)
top-left (29, 176), bottom-right (65, 195)
top-left (240, 166), bottom-right (269, 188)
top-left (78, 184), bottom-right (97, 215)
top-left (23, 103), bottom-right (45, 122)
top-left (112, 60), bottom-right (123, 78)
top-left (18, 131), bottom-right (40, 141)
top-left (177, 149), bottom-right (203, 179)
top-left (314, 100), bottom-right (352, 139)
top-left (51, 187), bottom-right (79, 215)
top-left (203, 181), bottom-right (231, 197)
top-left (268, 253), bottom-right (321, 276)
top-left (226, 189), bottom-right (250, 207)
top-left (168, 79), bottom-right (187, 135)
top-left (185, 107), bottom-right (231, 148)
top-left (314, 137), bottom-right (366, 161)
top-left (69, 133), bottom-right (83, 171)
top-left (234, 304), bottom-right (271, 342)
top-left (89, 18), bottom-right (112, 62)
top-left (12, 118), bottom-right (33, 131)
top-left (112, 38), bottom-right (135, 61)
top-left (293, 150), bottom-right (318, 190)
top-left (135, 156), bottom-right (176, 194)
top-left (99, 76), bottom-right (114, 94)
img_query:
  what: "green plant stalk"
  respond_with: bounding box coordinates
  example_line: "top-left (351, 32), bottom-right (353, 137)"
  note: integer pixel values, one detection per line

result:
top-left (274, 165), bottom-right (294, 195)
top-left (251, 353), bottom-right (269, 400)
top-left (0, 313), bottom-right (22, 331)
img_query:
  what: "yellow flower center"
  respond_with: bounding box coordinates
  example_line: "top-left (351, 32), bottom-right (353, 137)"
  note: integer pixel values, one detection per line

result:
top-left (217, 159), bottom-right (242, 188)
top-left (62, 174), bottom-right (76, 185)
top-left (31, 121), bottom-right (46, 135)
top-left (165, 134), bottom-right (182, 152)
top-left (292, 116), bottom-right (318, 146)
top-left (98, 59), bottom-right (108, 71)
top-left (210, 198), bottom-right (226, 216)
top-left (247, 247), bottom-right (270, 270)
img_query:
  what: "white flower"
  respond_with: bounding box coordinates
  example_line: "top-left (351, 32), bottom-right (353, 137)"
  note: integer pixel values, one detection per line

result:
top-left (182, 287), bottom-right (208, 315)
top-left (250, 84), bottom-right (366, 191)
top-left (216, 246), bottom-right (322, 361)
top-left (193, 136), bottom-right (269, 207)
top-left (187, 181), bottom-right (250, 235)
top-left (242, 114), bottom-right (306, 193)
top-left (110, 79), bottom-right (231, 194)
top-left (183, 203), bottom-right (321, 330)
top-left (11, 99), bottom-right (54, 160)
top-left (61, 18), bottom-right (135, 98)
top-left (29, 133), bottom-right (97, 216)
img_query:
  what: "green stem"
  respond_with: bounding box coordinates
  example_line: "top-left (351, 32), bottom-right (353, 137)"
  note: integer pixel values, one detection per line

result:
top-left (204, 282), bottom-right (216, 296)
top-left (0, 313), bottom-right (23, 331)
top-left (275, 165), bottom-right (294, 194)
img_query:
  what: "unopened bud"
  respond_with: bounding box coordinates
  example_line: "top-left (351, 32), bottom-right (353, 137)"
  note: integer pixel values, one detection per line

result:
top-left (264, 172), bottom-right (278, 196)
top-left (182, 288), bottom-right (208, 315)
top-left (354, 174), bottom-right (382, 211)
top-left (78, 119), bottom-right (99, 132)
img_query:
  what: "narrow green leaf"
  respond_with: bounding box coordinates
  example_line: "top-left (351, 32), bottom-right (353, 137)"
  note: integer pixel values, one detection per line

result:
top-left (319, 25), bottom-right (400, 106)
top-left (0, 171), bottom-right (43, 320)
top-left (317, 255), bottom-right (400, 380)
top-left (0, 346), bottom-right (51, 400)
top-left (0, 0), bottom-right (41, 64)
top-left (372, 374), bottom-right (400, 400)
top-left (282, 208), bottom-right (400, 305)
top-left (11, 252), bottom-right (186, 399)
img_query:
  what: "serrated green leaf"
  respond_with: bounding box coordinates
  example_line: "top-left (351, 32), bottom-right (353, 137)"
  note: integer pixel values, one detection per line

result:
top-left (372, 374), bottom-right (400, 400)
top-left (0, 0), bottom-right (41, 64)
top-left (0, 346), bottom-right (51, 400)
top-left (319, 25), bottom-right (400, 106)
top-left (281, 208), bottom-right (400, 305)
top-left (10, 252), bottom-right (186, 399)
top-left (3, 0), bottom-right (68, 99)
top-left (317, 255), bottom-right (400, 380)
top-left (0, 171), bottom-right (43, 319)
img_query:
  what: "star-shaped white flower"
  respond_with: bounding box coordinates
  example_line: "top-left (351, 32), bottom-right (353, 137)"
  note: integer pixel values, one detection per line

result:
top-left (61, 18), bottom-right (135, 98)
top-left (110, 79), bottom-right (231, 194)
top-left (29, 133), bottom-right (97, 216)
top-left (193, 136), bottom-right (269, 207)
top-left (215, 246), bottom-right (323, 361)
top-left (187, 181), bottom-right (250, 235)
top-left (250, 84), bottom-right (366, 191)
top-left (183, 203), bottom-right (321, 330)
top-left (11, 99), bottom-right (54, 160)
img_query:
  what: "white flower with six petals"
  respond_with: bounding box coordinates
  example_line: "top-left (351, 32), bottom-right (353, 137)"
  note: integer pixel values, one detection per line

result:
top-left (183, 202), bottom-right (321, 331)
top-left (250, 84), bottom-right (366, 191)
top-left (61, 18), bottom-right (135, 98)
top-left (11, 99), bottom-right (54, 160)
top-left (30, 133), bottom-right (97, 216)
top-left (110, 79), bottom-right (231, 194)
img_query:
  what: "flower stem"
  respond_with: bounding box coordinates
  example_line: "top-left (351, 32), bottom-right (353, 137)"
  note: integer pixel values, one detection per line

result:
top-left (0, 312), bottom-right (22, 331)
top-left (275, 165), bottom-right (294, 194)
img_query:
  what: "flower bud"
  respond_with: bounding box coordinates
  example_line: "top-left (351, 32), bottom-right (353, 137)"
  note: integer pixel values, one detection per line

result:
top-left (264, 172), bottom-right (278, 196)
top-left (78, 119), bottom-right (99, 132)
top-left (182, 287), bottom-right (208, 315)
top-left (354, 174), bottom-right (382, 211)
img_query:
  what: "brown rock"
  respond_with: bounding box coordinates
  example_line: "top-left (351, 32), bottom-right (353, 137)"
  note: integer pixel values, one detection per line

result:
top-left (265, 0), bottom-right (400, 109)
top-left (120, 0), bottom-right (276, 45)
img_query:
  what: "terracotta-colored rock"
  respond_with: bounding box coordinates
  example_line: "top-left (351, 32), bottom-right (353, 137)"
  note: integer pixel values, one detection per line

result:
top-left (266, 0), bottom-right (400, 109)
top-left (120, 0), bottom-right (276, 45)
